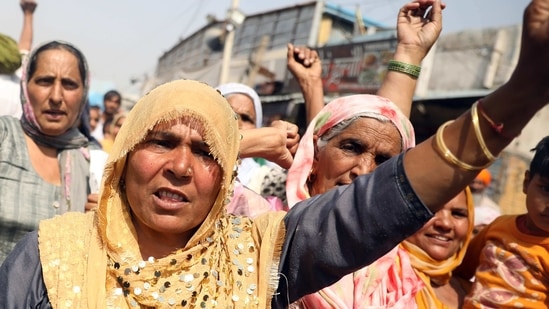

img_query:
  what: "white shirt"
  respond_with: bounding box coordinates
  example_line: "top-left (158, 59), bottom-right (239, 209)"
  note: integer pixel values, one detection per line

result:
top-left (0, 74), bottom-right (22, 118)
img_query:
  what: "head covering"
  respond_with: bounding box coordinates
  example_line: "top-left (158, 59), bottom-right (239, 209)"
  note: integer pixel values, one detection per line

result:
top-left (0, 33), bottom-right (22, 74)
top-left (475, 169), bottom-right (492, 186)
top-left (216, 82), bottom-right (263, 128)
top-left (474, 204), bottom-right (501, 226)
top-left (20, 40), bottom-right (90, 211)
top-left (38, 79), bottom-right (287, 308)
top-left (101, 79), bottom-right (240, 225)
top-left (400, 187), bottom-right (475, 309)
top-left (286, 94), bottom-right (415, 208)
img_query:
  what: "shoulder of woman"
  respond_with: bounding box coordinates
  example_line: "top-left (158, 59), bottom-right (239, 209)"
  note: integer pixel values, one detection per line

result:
top-left (38, 211), bottom-right (96, 238)
top-left (251, 212), bottom-right (287, 237)
top-left (0, 116), bottom-right (21, 140)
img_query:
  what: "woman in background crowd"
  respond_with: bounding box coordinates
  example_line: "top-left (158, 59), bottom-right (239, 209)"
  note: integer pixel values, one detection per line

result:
top-left (0, 40), bottom-right (91, 263)
top-left (402, 188), bottom-right (474, 308)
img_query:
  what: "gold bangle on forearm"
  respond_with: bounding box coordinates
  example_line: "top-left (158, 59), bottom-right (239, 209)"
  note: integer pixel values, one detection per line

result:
top-left (471, 101), bottom-right (498, 161)
top-left (434, 120), bottom-right (493, 171)
top-left (387, 60), bottom-right (421, 78)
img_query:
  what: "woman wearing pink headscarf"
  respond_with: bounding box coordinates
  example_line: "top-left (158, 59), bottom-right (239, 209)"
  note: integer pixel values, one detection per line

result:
top-left (286, 94), bottom-right (421, 308)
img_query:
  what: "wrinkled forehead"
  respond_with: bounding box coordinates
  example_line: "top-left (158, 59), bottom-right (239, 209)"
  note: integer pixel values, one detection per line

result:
top-left (319, 113), bottom-right (403, 149)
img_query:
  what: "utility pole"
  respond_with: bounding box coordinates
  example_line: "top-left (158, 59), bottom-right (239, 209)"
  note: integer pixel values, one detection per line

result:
top-left (219, 0), bottom-right (240, 85)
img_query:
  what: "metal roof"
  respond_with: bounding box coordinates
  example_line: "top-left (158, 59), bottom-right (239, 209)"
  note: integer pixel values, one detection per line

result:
top-left (324, 2), bottom-right (386, 28)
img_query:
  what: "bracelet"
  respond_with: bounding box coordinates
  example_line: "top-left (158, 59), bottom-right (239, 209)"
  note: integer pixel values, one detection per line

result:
top-left (476, 99), bottom-right (518, 139)
top-left (387, 60), bottom-right (421, 79)
top-left (434, 120), bottom-right (493, 171)
top-left (470, 102), bottom-right (498, 161)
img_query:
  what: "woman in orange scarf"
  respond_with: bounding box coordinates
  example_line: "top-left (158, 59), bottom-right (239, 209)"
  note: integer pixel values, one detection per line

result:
top-left (402, 188), bottom-right (475, 308)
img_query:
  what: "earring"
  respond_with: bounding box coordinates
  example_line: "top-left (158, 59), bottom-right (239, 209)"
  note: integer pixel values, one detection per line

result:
top-left (307, 167), bottom-right (316, 184)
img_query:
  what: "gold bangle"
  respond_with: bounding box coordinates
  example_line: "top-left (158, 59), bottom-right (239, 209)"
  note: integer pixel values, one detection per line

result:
top-left (471, 101), bottom-right (497, 161)
top-left (434, 120), bottom-right (493, 171)
top-left (387, 60), bottom-right (421, 78)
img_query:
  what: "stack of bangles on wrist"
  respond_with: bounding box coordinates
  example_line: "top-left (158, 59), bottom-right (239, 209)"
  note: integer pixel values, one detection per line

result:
top-left (387, 60), bottom-right (421, 78)
top-left (434, 120), bottom-right (493, 171)
top-left (434, 99), bottom-right (517, 171)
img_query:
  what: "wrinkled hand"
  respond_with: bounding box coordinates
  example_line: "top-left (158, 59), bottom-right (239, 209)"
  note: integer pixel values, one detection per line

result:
top-left (20, 0), bottom-right (37, 14)
top-left (258, 120), bottom-right (300, 169)
top-left (239, 121), bottom-right (300, 169)
top-left (287, 43), bottom-right (322, 84)
top-left (396, 0), bottom-right (445, 63)
top-left (271, 119), bottom-right (300, 157)
top-left (85, 193), bottom-right (98, 212)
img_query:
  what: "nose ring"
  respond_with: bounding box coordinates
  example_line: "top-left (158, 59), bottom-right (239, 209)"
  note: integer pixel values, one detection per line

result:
top-left (185, 167), bottom-right (192, 176)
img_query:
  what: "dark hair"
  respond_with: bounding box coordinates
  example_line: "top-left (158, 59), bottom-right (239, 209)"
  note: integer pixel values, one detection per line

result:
top-left (529, 136), bottom-right (549, 178)
top-left (103, 90), bottom-right (122, 103)
top-left (78, 99), bottom-right (102, 150)
top-left (27, 41), bottom-right (87, 85)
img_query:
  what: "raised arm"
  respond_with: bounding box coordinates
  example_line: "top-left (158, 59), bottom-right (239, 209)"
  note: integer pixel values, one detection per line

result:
top-left (377, 0), bottom-right (444, 117)
top-left (286, 43), bottom-right (323, 125)
top-left (18, 0), bottom-right (37, 53)
top-left (403, 0), bottom-right (549, 213)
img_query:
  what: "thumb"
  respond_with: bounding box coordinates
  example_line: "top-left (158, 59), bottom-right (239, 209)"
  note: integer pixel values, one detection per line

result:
top-left (278, 150), bottom-right (294, 169)
top-left (287, 43), bottom-right (295, 63)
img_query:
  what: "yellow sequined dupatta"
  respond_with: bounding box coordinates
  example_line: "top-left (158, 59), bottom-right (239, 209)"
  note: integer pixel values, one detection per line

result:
top-left (39, 80), bottom-right (287, 308)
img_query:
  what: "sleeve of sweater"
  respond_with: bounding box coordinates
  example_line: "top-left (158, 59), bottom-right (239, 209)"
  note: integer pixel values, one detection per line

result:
top-left (273, 153), bottom-right (433, 308)
top-left (0, 231), bottom-right (52, 309)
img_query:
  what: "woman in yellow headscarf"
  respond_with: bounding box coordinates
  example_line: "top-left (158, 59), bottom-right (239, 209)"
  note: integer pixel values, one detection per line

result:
top-left (401, 188), bottom-right (475, 308)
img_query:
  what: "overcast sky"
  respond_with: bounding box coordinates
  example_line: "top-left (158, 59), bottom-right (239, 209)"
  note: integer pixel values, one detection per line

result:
top-left (1, 0), bottom-right (531, 97)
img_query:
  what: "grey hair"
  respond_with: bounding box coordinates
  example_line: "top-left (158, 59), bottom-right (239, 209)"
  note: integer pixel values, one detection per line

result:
top-left (316, 113), bottom-right (393, 150)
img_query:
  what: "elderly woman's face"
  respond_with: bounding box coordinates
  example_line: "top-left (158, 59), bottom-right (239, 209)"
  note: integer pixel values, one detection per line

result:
top-left (26, 49), bottom-right (84, 136)
top-left (227, 93), bottom-right (257, 130)
top-left (124, 120), bottom-right (222, 241)
top-left (406, 191), bottom-right (469, 261)
top-left (309, 117), bottom-right (401, 195)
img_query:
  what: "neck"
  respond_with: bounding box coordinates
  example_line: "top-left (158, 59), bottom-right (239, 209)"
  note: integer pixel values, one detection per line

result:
top-left (25, 134), bottom-right (57, 157)
top-left (131, 216), bottom-right (194, 259)
top-left (517, 215), bottom-right (549, 237)
top-left (431, 277), bottom-right (466, 309)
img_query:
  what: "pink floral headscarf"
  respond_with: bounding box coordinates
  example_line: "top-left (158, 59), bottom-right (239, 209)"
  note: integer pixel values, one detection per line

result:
top-left (286, 94), bottom-right (415, 208)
